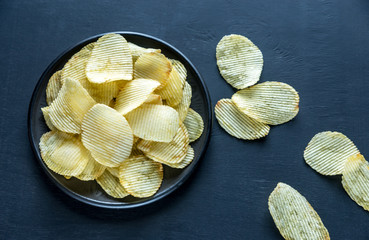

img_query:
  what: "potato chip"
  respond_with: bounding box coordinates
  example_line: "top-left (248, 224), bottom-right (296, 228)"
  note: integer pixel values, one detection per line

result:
top-left (174, 81), bottom-right (192, 121)
top-left (106, 166), bottom-right (119, 178)
top-left (232, 81), bottom-right (299, 125)
top-left (39, 131), bottom-right (90, 176)
top-left (46, 70), bottom-right (62, 105)
top-left (166, 146), bottom-right (194, 169)
top-left (214, 99), bottom-right (270, 140)
top-left (128, 42), bottom-right (161, 62)
top-left (48, 78), bottom-right (96, 134)
top-left (119, 156), bottom-right (163, 198)
top-left (75, 156), bottom-right (106, 181)
top-left (183, 108), bottom-right (204, 142)
top-left (114, 79), bottom-right (160, 115)
top-left (81, 104), bottom-right (133, 167)
top-left (133, 52), bottom-right (172, 90)
top-left (125, 104), bottom-right (179, 142)
top-left (144, 94), bottom-right (163, 105)
top-left (41, 106), bottom-right (56, 131)
top-left (216, 34), bottom-right (263, 89)
top-left (304, 131), bottom-right (360, 176)
top-left (86, 33), bottom-right (133, 83)
top-left (137, 122), bottom-right (189, 165)
top-left (155, 67), bottom-right (184, 107)
top-left (170, 59), bottom-right (187, 85)
top-left (96, 170), bottom-right (129, 198)
top-left (342, 154), bottom-right (369, 211)
top-left (268, 182), bottom-right (330, 240)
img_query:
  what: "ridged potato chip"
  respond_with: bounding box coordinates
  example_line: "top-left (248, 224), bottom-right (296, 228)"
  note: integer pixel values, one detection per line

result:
top-left (232, 81), bottom-right (299, 125)
top-left (128, 42), bottom-right (161, 62)
top-left (119, 156), bottom-right (163, 198)
top-left (81, 104), bottom-right (133, 167)
top-left (170, 59), bottom-right (187, 85)
top-left (133, 52), bottom-right (172, 90)
top-left (39, 131), bottom-right (90, 176)
top-left (166, 146), bottom-right (194, 169)
top-left (174, 81), bottom-right (192, 121)
top-left (342, 154), bottom-right (369, 211)
top-left (268, 182), bottom-right (330, 240)
top-left (304, 131), bottom-right (360, 176)
top-left (86, 33), bottom-right (133, 83)
top-left (144, 94), bottom-right (163, 105)
top-left (106, 166), bottom-right (119, 178)
top-left (75, 156), bottom-right (106, 181)
top-left (183, 108), bottom-right (204, 142)
top-left (125, 104), bottom-right (179, 142)
top-left (155, 67), bottom-right (184, 107)
top-left (215, 99), bottom-right (270, 140)
top-left (46, 70), bottom-right (62, 105)
top-left (137, 123), bottom-right (189, 165)
top-left (216, 34), bottom-right (263, 89)
top-left (48, 78), bottom-right (96, 134)
top-left (114, 79), bottom-right (160, 115)
top-left (97, 170), bottom-right (129, 198)
top-left (41, 106), bottom-right (56, 131)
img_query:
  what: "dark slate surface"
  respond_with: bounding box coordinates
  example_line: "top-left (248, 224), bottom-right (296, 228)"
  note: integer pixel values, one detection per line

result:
top-left (1, 0), bottom-right (369, 239)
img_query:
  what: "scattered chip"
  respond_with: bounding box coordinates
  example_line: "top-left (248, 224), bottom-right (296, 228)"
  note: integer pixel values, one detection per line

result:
top-left (155, 67), bottom-right (184, 107)
top-left (81, 104), bottom-right (133, 167)
top-left (86, 33), bottom-right (133, 83)
top-left (114, 78), bottom-right (161, 115)
top-left (342, 154), bottom-right (369, 211)
top-left (174, 81), bottom-right (192, 121)
top-left (128, 42), bottom-right (161, 62)
top-left (166, 146), bottom-right (195, 169)
top-left (119, 156), bottom-right (163, 198)
top-left (97, 170), bottom-right (130, 198)
top-left (39, 131), bottom-right (90, 176)
top-left (232, 81), bottom-right (299, 125)
top-left (216, 34), bottom-right (263, 89)
top-left (268, 182), bottom-right (330, 240)
top-left (48, 78), bottom-right (96, 134)
top-left (41, 106), bottom-right (56, 131)
top-left (76, 156), bottom-right (106, 181)
top-left (215, 99), bottom-right (270, 140)
top-left (46, 70), bottom-right (62, 105)
top-left (183, 108), bottom-right (204, 142)
top-left (125, 104), bottom-right (179, 142)
top-left (144, 94), bottom-right (163, 105)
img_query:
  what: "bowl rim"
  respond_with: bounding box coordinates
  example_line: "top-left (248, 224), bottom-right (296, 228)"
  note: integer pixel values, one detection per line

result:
top-left (27, 31), bottom-right (212, 209)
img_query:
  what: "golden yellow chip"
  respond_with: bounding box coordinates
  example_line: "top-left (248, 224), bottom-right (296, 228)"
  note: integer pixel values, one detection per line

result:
top-left (216, 34), bottom-right (263, 89)
top-left (167, 146), bottom-right (194, 169)
top-left (86, 33), bottom-right (133, 83)
top-left (137, 122), bottom-right (189, 165)
top-left (155, 67), bottom-right (184, 107)
top-left (114, 79), bottom-right (161, 115)
top-left (39, 131), bottom-right (90, 176)
top-left (48, 78), bottom-right (96, 134)
top-left (170, 59), bottom-right (187, 85)
top-left (106, 166), bottom-right (119, 178)
top-left (119, 156), bottom-right (163, 198)
top-left (46, 70), bottom-right (62, 105)
top-left (125, 104), bottom-right (179, 142)
top-left (174, 81), bottom-right (192, 121)
top-left (128, 42), bottom-right (161, 62)
top-left (144, 94), bottom-right (163, 105)
top-left (232, 81), bottom-right (299, 125)
top-left (96, 170), bottom-right (129, 198)
top-left (81, 104), bottom-right (133, 167)
top-left (133, 52), bottom-right (172, 90)
top-left (183, 108), bottom-right (204, 142)
top-left (268, 182), bottom-right (330, 240)
top-left (41, 106), bottom-right (56, 131)
top-left (75, 156), bottom-right (106, 181)
top-left (342, 154), bottom-right (369, 211)
top-left (304, 131), bottom-right (360, 176)
top-left (215, 99), bottom-right (270, 140)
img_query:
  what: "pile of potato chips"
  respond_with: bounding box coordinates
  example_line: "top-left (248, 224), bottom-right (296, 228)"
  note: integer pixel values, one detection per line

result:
top-left (39, 33), bottom-right (204, 199)
top-left (214, 34), bottom-right (300, 140)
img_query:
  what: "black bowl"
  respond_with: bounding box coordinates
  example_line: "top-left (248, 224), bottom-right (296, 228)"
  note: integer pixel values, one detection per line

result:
top-left (28, 32), bottom-right (212, 209)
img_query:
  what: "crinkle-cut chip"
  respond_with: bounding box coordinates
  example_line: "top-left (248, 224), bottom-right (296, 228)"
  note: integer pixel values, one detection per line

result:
top-left (342, 154), bottom-right (369, 211)
top-left (304, 131), bottom-right (360, 176)
top-left (128, 42), bottom-right (161, 62)
top-left (133, 52), bottom-right (172, 90)
top-left (75, 156), bottom-right (106, 181)
top-left (170, 59), bottom-right (187, 85)
top-left (155, 67), bottom-right (184, 107)
top-left (215, 99), bottom-right (270, 140)
top-left (167, 146), bottom-right (194, 169)
top-left (232, 81), bottom-right (299, 125)
top-left (41, 106), bottom-right (56, 130)
top-left (82, 42), bottom-right (96, 51)
top-left (106, 166), bottom-right (119, 178)
top-left (216, 34), bottom-right (263, 89)
top-left (183, 108), bottom-right (204, 142)
top-left (137, 123), bottom-right (189, 165)
top-left (174, 81), bottom-right (192, 121)
top-left (125, 104), bottom-right (179, 142)
top-left (97, 170), bottom-right (129, 198)
top-left (39, 131), bottom-right (90, 176)
top-left (46, 71), bottom-right (62, 105)
top-left (144, 94), bottom-right (163, 105)
top-left (81, 104), bottom-right (133, 167)
top-left (86, 33), bottom-right (133, 83)
top-left (119, 156), bottom-right (163, 198)
top-left (48, 78), bottom-right (96, 134)
top-left (114, 79), bottom-right (160, 115)
top-left (268, 182), bottom-right (330, 240)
